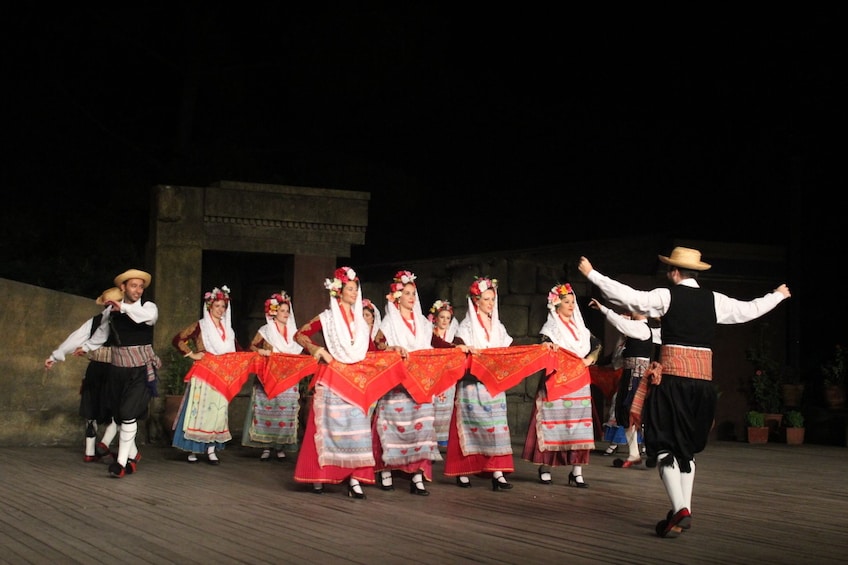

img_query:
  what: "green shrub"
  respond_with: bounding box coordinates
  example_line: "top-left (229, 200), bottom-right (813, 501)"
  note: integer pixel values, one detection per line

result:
top-left (746, 411), bottom-right (765, 428)
top-left (785, 410), bottom-right (804, 428)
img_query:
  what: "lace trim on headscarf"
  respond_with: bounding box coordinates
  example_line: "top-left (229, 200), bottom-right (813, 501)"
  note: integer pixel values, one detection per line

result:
top-left (258, 315), bottom-right (302, 355)
top-left (380, 290), bottom-right (433, 352)
top-left (318, 285), bottom-right (370, 363)
top-left (456, 292), bottom-right (512, 349)
top-left (199, 302), bottom-right (236, 355)
top-left (539, 298), bottom-right (591, 358)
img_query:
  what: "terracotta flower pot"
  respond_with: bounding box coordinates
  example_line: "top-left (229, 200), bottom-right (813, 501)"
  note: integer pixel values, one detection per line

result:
top-left (747, 426), bottom-right (768, 444)
top-left (785, 427), bottom-right (805, 445)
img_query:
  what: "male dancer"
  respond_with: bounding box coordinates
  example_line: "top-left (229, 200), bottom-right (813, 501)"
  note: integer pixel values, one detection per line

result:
top-left (102, 269), bottom-right (161, 478)
top-left (44, 287), bottom-right (123, 462)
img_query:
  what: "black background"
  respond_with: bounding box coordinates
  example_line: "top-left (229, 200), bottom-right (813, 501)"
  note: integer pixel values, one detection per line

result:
top-left (3, 5), bottom-right (844, 370)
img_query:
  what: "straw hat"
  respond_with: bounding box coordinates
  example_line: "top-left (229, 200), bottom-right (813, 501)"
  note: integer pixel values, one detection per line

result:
top-left (114, 269), bottom-right (152, 288)
top-left (96, 287), bottom-right (124, 305)
top-left (658, 247), bottom-right (711, 271)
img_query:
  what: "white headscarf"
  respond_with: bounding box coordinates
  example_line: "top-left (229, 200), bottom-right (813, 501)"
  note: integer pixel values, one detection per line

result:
top-left (258, 298), bottom-right (302, 354)
top-left (198, 292), bottom-right (236, 355)
top-left (318, 284), bottom-right (370, 364)
top-left (379, 284), bottom-right (433, 352)
top-left (362, 299), bottom-right (382, 341)
top-left (539, 289), bottom-right (591, 358)
top-left (456, 288), bottom-right (512, 350)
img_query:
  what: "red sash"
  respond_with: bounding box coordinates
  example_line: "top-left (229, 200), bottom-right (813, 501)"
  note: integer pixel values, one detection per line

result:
top-left (589, 364), bottom-right (623, 400)
top-left (402, 348), bottom-right (469, 404)
top-left (260, 353), bottom-right (319, 398)
top-left (316, 351), bottom-right (407, 413)
top-left (184, 352), bottom-right (264, 402)
top-left (468, 344), bottom-right (553, 395)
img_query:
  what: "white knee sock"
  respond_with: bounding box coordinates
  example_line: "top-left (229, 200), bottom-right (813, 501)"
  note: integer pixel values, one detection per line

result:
top-left (100, 420), bottom-right (118, 447)
top-left (657, 451), bottom-right (686, 512)
top-left (117, 420), bottom-right (137, 466)
top-left (626, 425), bottom-right (640, 460)
top-left (207, 444), bottom-right (218, 461)
top-left (85, 420), bottom-right (97, 456)
top-left (680, 458), bottom-right (696, 512)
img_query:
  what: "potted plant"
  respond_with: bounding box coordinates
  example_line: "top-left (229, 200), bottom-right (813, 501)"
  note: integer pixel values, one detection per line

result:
top-left (746, 411), bottom-right (768, 444)
top-left (781, 366), bottom-right (805, 409)
top-left (158, 347), bottom-right (195, 442)
top-left (746, 323), bottom-right (783, 430)
top-left (784, 410), bottom-right (805, 445)
top-left (821, 344), bottom-right (845, 409)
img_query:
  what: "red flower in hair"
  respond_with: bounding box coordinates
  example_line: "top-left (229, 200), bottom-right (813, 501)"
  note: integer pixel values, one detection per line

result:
top-left (469, 276), bottom-right (497, 298)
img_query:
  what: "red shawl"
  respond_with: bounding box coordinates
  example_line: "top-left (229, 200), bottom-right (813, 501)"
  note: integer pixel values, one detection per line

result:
top-left (260, 353), bottom-right (319, 398)
top-left (184, 352), bottom-right (265, 401)
top-left (315, 350), bottom-right (407, 413)
top-left (401, 348), bottom-right (469, 404)
top-left (468, 344), bottom-right (553, 395)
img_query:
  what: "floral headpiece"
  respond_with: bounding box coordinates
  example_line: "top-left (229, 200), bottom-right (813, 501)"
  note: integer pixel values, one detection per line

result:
top-left (427, 299), bottom-right (453, 324)
top-left (204, 285), bottom-right (231, 308)
top-left (547, 283), bottom-right (573, 311)
top-left (264, 290), bottom-right (291, 317)
top-left (323, 266), bottom-right (358, 298)
top-left (362, 298), bottom-right (376, 313)
top-left (468, 276), bottom-right (498, 299)
top-left (386, 270), bottom-right (417, 303)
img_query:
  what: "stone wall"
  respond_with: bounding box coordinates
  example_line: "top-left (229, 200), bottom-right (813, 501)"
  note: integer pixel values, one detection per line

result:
top-left (0, 234), bottom-right (791, 447)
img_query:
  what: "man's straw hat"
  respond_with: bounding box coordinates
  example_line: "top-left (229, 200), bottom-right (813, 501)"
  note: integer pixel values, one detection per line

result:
top-left (658, 247), bottom-right (711, 271)
top-left (95, 287), bottom-right (124, 305)
top-left (114, 269), bottom-right (152, 288)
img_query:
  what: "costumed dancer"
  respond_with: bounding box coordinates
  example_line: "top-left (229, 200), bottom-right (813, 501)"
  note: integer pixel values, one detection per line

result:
top-left (243, 290), bottom-right (304, 462)
top-left (428, 299), bottom-right (464, 451)
top-left (293, 266), bottom-right (376, 498)
top-left (171, 285), bottom-right (242, 465)
top-left (522, 283), bottom-right (600, 488)
top-left (44, 286), bottom-right (123, 462)
top-left (102, 269), bottom-right (161, 478)
top-left (579, 248), bottom-right (791, 538)
top-left (589, 298), bottom-right (658, 468)
top-left (372, 270), bottom-right (443, 495)
top-left (444, 276), bottom-right (515, 490)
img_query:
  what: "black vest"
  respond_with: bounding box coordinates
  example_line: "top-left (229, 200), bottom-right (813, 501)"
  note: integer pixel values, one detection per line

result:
top-left (623, 321), bottom-right (655, 360)
top-left (661, 285), bottom-right (716, 348)
top-left (109, 301), bottom-right (155, 346)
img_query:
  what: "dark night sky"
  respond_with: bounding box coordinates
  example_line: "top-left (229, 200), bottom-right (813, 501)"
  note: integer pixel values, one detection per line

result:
top-left (3, 5), bottom-right (845, 367)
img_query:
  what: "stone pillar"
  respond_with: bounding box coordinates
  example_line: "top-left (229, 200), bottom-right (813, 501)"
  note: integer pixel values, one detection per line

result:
top-left (150, 185), bottom-right (205, 354)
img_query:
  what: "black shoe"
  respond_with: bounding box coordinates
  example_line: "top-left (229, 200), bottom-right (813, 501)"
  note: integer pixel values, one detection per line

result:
top-left (409, 480), bottom-right (430, 496)
top-left (311, 486), bottom-right (324, 495)
top-left (347, 481), bottom-right (366, 499)
top-left (491, 476), bottom-right (513, 491)
top-left (568, 472), bottom-right (588, 488)
top-left (377, 471), bottom-right (394, 491)
top-left (259, 449), bottom-right (271, 462)
top-left (125, 453), bottom-right (141, 474)
top-left (108, 462), bottom-right (126, 478)
top-left (455, 476), bottom-right (472, 488)
top-left (538, 467), bottom-right (552, 485)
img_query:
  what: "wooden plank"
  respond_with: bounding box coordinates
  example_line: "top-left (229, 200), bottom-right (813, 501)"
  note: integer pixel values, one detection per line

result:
top-left (0, 442), bottom-right (846, 564)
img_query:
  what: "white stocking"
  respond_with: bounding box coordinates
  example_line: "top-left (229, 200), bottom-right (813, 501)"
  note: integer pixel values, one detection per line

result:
top-left (657, 451), bottom-right (686, 512)
top-left (117, 420), bottom-right (137, 466)
top-left (85, 420), bottom-right (97, 456)
top-left (626, 425), bottom-right (640, 460)
top-left (100, 419), bottom-right (118, 448)
top-left (680, 458), bottom-right (696, 512)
